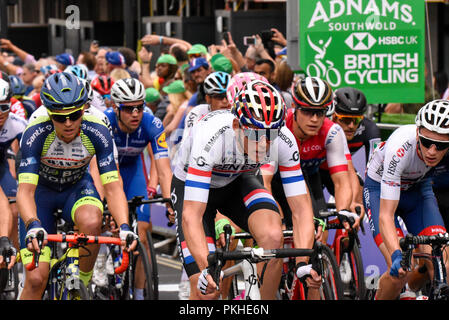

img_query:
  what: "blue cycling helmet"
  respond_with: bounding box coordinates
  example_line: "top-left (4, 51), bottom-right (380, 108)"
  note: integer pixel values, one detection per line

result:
top-left (105, 51), bottom-right (125, 66)
top-left (65, 64), bottom-right (88, 80)
top-left (203, 71), bottom-right (231, 96)
top-left (8, 75), bottom-right (26, 96)
top-left (40, 72), bottom-right (88, 110)
top-left (55, 53), bottom-right (75, 66)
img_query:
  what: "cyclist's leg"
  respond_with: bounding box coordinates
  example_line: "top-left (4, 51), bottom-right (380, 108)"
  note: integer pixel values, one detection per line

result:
top-left (121, 159), bottom-right (153, 298)
top-left (18, 184), bottom-right (55, 300)
top-left (0, 163), bottom-right (19, 249)
top-left (363, 176), bottom-right (406, 300)
top-left (62, 174), bottom-right (103, 287)
top-left (223, 173), bottom-right (283, 300)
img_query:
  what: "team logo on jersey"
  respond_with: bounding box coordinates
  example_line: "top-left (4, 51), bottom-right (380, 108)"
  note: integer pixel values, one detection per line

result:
top-left (157, 132), bottom-right (168, 149)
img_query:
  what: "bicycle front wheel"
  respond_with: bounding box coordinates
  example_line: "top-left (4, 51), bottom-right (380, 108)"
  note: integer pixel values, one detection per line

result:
top-left (339, 242), bottom-right (366, 300)
top-left (146, 230), bottom-right (159, 300)
top-left (320, 245), bottom-right (344, 300)
top-left (123, 240), bottom-right (156, 300)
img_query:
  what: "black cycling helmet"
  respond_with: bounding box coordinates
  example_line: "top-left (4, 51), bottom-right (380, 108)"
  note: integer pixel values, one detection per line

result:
top-left (334, 87), bottom-right (367, 115)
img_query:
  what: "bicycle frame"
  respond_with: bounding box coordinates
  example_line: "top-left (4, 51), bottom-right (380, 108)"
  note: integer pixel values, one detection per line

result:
top-left (48, 244), bottom-right (81, 300)
top-left (223, 259), bottom-right (260, 300)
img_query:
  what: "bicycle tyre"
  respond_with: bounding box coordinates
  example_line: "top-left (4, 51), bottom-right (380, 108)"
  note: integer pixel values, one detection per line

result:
top-left (339, 242), bottom-right (366, 300)
top-left (122, 240), bottom-right (155, 300)
top-left (320, 245), bottom-right (344, 300)
top-left (146, 230), bottom-right (159, 300)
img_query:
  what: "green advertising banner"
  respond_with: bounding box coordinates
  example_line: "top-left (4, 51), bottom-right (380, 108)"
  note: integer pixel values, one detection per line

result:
top-left (299, 0), bottom-right (425, 104)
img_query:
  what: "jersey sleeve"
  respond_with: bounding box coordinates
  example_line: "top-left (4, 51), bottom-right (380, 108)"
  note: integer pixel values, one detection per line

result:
top-left (145, 114), bottom-right (169, 160)
top-left (18, 121), bottom-right (52, 185)
top-left (380, 139), bottom-right (412, 200)
top-left (276, 127), bottom-right (307, 197)
top-left (82, 119), bottom-right (119, 185)
top-left (324, 123), bottom-right (349, 174)
top-left (183, 132), bottom-right (216, 203)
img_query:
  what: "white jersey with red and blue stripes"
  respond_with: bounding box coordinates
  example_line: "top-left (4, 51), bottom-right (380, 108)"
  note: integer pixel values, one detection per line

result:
top-left (173, 109), bottom-right (307, 203)
top-left (366, 124), bottom-right (432, 200)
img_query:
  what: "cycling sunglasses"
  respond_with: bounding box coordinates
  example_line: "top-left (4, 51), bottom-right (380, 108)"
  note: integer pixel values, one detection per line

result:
top-left (210, 93), bottom-right (227, 100)
top-left (418, 132), bottom-right (449, 151)
top-left (334, 113), bottom-right (364, 126)
top-left (243, 127), bottom-right (279, 142)
top-left (0, 103), bottom-right (10, 113)
top-left (47, 105), bottom-right (84, 123)
top-left (188, 53), bottom-right (202, 58)
top-left (119, 103), bottom-right (145, 114)
top-left (298, 107), bottom-right (327, 118)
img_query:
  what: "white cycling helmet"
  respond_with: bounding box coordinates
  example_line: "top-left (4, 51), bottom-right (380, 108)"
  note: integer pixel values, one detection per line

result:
top-left (0, 79), bottom-right (10, 101)
top-left (416, 99), bottom-right (449, 134)
top-left (111, 78), bottom-right (145, 104)
top-left (79, 78), bottom-right (94, 103)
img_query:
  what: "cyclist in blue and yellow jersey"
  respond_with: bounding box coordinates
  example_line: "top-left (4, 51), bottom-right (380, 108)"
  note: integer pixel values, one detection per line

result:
top-left (17, 72), bottom-right (138, 300)
top-left (105, 77), bottom-right (174, 299)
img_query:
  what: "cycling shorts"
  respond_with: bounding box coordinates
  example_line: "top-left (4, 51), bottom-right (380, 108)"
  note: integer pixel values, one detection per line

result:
top-left (363, 175), bottom-right (446, 248)
top-left (120, 155), bottom-right (151, 223)
top-left (19, 173), bottom-right (103, 251)
top-left (172, 172), bottom-right (279, 277)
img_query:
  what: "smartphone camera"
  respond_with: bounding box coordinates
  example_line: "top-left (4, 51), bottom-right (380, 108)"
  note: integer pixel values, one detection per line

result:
top-left (243, 36), bottom-right (256, 46)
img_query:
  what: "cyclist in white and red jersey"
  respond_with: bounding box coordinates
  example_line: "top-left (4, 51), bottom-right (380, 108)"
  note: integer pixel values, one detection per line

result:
top-left (172, 79), bottom-right (319, 299)
top-left (262, 77), bottom-right (358, 233)
top-left (363, 100), bottom-right (449, 300)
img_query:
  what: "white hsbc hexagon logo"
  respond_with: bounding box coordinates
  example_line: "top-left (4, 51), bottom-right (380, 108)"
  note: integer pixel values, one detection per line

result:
top-left (345, 32), bottom-right (376, 51)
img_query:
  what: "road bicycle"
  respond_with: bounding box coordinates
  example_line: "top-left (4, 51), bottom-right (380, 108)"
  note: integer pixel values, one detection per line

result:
top-left (93, 195), bottom-right (171, 300)
top-left (0, 245), bottom-right (19, 300)
top-left (319, 204), bottom-right (366, 300)
top-left (278, 227), bottom-right (344, 300)
top-left (27, 231), bottom-right (129, 300)
top-left (211, 224), bottom-right (340, 300)
top-left (208, 224), bottom-right (321, 300)
top-left (400, 232), bottom-right (449, 300)
top-left (0, 198), bottom-right (19, 300)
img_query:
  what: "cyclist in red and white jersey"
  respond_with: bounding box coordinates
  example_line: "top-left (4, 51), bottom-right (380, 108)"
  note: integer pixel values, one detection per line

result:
top-left (263, 77), bottom-right (359, 234)
top-left (172, 80), bottom-right (319, 299)
top-left (363, 100), bottom-right (449, 299)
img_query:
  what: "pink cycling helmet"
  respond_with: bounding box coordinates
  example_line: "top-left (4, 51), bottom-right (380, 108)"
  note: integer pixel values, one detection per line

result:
top-left (226, 72), bottom-right (268, 105)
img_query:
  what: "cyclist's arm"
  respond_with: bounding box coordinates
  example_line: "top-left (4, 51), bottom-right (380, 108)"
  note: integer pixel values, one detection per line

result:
top-left (147, 145), bottom-right (159, 191)
top-left (330, 170), bottom-right (352, 211)
top-left (154, 157), bottom-right (172, 200)
top-left (379, 198), bottom-right (400, 256)
top-left (182, 199), bottom-right (209, 271)
top-left (16, 182), bottom-right (37, 230)
top-left (347, 159), bottom-right (365, 223)
top-left (0, 186), bottom-right (12, 237)
top-left (286, 191), bottom-right (315, 263)
top-left (103, 180), bottom-right (129, 228)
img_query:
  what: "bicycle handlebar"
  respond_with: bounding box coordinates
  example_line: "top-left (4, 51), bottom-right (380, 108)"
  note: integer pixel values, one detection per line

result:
top-left (399, 233), bottom-right (449, 271)
top-left (26, 233), bottom-right (130, 274)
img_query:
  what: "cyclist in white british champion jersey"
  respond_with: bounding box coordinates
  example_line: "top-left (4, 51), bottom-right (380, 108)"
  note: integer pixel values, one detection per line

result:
top-left (172, 79), bottom-right (319, 300)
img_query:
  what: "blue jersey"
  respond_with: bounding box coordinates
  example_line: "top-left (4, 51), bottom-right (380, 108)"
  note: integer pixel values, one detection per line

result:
top-left (104, 109), bottom-right (169, 167)
top-left (18, 114), bottom-right (119, 192)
